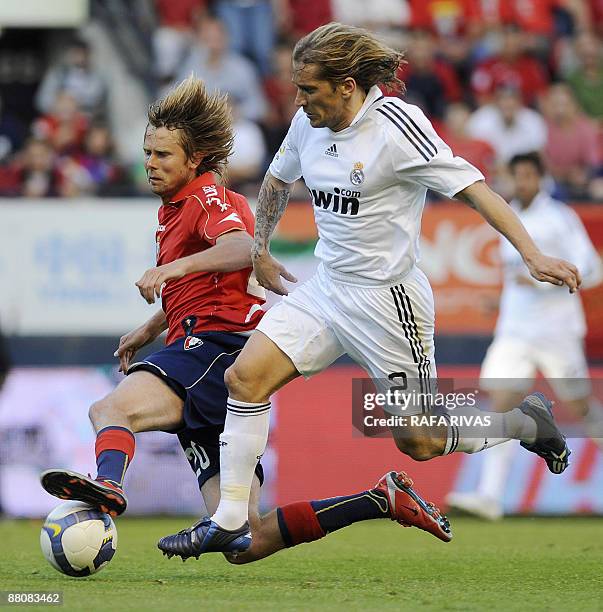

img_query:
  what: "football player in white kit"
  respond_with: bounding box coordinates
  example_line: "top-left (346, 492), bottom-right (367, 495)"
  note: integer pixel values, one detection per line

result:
top-left (158, 23), bottom-right (582, 557)
top-left (447, 152), bottom-right (603, 520)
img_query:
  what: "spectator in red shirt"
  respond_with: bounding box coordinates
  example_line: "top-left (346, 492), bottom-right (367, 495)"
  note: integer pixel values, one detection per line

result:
top-left (588, 0), bottom-right (603, 34)
top-left (72, 124), bottom-right (128, 196)
top-left (541, 83), bottom-right (601, 198)
top-left (470, 24), bottom-right (550, 106)
top-left (400, 30), bottom-right (463, 120)
top-left (439, 102), bottom-right (496, 181)
top-left (408, 0), bottom-right (482, 68)
top-left (153, 0), bottom-right (207, 83)
top-left (12, 138), bottom-right (61, 198)
top-left (502, 0), bottom-right (558, 36)
top-left (409, 0), bottom-right (481, 36)
top-left (476, 1), bottom-right (591, 54)
top-left (155, 0), bottom-right (207, 28)
top-left (285, 0), bottom-right (333, 38)
top-left (32, 91), bottom-right (89, 156)
top-left (478, 0), bottom-right (576, 35)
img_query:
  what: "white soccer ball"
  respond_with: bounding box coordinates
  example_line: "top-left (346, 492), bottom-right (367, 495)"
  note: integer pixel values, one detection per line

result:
top-left (40, 501), bottom-right (118, 577)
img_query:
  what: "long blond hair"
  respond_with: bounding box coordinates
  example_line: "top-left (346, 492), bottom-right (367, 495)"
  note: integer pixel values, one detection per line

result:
top-left (293, 22), bottom-right (405, 93)
top-left (147, 76), bottom-right (234, 177)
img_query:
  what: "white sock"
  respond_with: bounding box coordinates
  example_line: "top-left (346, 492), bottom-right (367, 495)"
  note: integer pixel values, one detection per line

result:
top-left (441, 406), bottom-right (537, 455)
top-left (477, 440), bottom-right (517, 501)
top-left (211, 398), bottom-right (271, 531)
top-left (498, 408), bottom-right (537, 444)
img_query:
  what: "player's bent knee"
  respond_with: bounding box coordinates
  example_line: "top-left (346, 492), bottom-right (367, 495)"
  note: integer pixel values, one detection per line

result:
top-left (224, 363), bottom-right (262, 402)
top-left (88, 394), bottom-right (132, 432)
top-left (88, 398), bottom-right (109, 428)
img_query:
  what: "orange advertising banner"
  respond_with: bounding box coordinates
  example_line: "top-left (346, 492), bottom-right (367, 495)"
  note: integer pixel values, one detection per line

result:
top-left (419, 203), bottom-right (501, 334)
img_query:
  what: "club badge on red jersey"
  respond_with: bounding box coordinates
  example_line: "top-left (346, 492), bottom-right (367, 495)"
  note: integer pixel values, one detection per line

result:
top-left (184, 336), bottom-right (204, 350)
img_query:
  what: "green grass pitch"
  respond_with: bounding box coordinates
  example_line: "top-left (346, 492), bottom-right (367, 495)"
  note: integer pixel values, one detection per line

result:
top-left (1, 517), bottom-right (601, 611)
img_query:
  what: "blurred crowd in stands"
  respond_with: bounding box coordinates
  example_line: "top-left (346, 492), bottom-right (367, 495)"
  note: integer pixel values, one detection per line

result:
top-left (2, 0), bottom-right (603, 202)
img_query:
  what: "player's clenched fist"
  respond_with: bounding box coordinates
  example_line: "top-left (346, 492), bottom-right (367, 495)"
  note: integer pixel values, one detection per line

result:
top-left (135, 260), bottom-right (188, 304)
top-left (252, 249), bottom-right (297, 296)
top-left (525, 253), bottom-right (582, 293)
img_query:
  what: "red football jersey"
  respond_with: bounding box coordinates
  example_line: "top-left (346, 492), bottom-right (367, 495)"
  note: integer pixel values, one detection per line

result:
top-left (470, 56), bottom-right (549, 105)
top-left (156, 173), bottom-right (265, 344)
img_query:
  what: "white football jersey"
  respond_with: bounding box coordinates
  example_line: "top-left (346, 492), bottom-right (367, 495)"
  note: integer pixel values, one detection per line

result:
top-left (496, 192), bottom-right (603, 340)
top-left (269, 85), bottom-right (484, 283)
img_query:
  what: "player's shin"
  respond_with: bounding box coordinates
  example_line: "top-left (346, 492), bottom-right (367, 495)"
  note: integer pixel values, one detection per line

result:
top-left (212, 398), bottom-right (271, 531)
top-left (276, 471), bottom-right (451, 545)
top-left (277, 491), bottom-right (388, 547)
top-left (276, 503), bottom-right (326, 547)
top-left (95, 426), bottom-right (136, 487)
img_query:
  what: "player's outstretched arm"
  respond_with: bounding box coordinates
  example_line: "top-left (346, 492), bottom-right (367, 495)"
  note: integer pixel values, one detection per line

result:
top-left (455, 180), bottom-right (582, 293)
top-left (114, 309), bottom-right (167, 373)
top-left (252, 170), bottom-right (297, 296)
top-left (136, 231), bottom-right (254, 304)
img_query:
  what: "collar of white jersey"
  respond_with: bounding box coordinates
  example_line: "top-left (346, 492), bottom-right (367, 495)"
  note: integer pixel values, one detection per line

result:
top-left (343, 85), bottom-right (384, 130)
top-left (511, 190), bottom-right (550, 213)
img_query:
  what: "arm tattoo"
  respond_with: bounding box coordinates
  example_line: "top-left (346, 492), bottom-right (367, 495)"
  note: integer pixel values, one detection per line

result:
top-left (253, 173), bottom-right (290, 257)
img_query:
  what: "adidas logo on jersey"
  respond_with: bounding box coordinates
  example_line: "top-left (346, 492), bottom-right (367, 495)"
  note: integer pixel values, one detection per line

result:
top-left (325, 144), bottom-right (338, 157)
top-left (184, 336), bottom-right (204, 350)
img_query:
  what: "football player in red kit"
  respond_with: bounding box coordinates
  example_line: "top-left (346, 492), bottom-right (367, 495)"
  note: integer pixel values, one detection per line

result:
top-left (41, 77), bottom-right (451, 565)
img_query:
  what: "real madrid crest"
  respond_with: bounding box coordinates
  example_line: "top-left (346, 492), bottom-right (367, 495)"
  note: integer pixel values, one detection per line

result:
top-left (350, 161), bottom-right (365, 186)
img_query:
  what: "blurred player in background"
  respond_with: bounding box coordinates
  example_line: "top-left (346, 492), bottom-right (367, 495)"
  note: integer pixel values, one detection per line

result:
top-left (40, 76), bottom-right (453, 563)
top-left (447, 152), bottom-right (603, 520)
top-left (158, 23), bottom-right (582, 560)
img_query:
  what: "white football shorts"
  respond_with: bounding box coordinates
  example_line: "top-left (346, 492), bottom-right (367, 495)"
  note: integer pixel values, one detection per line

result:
top-left (480, 335), bottom-right (591, 401)
top-left (256, 264), bottom-right (437, 415)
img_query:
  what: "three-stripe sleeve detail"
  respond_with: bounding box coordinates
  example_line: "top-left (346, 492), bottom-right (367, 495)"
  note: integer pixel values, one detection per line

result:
top-left (376, 101), bottom-right (437, 162)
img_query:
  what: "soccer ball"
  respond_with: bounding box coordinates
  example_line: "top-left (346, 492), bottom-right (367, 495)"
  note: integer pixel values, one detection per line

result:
top-left (40, 500), bottom-right (118, 577)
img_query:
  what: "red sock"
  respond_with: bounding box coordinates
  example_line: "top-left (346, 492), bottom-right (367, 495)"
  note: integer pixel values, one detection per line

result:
top-left (276, 501), bottom-right (326, 547)
top-left (95, 426), bottom-right (135, 487)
